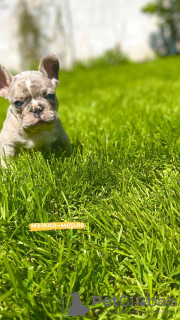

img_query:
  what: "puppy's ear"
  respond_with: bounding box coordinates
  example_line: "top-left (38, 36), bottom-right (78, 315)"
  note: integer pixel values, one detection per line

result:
top-left (38, 53), bottom-right (59, 87)
top-left (0, 65), bottom-right (13, 98)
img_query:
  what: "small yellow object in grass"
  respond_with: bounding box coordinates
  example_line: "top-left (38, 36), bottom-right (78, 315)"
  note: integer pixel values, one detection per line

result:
top-left (29, 222), bottom-right (87, 231)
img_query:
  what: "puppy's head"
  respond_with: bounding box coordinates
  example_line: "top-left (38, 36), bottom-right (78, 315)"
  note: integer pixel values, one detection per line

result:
top-left (0, 53), bottom-right (60, 131)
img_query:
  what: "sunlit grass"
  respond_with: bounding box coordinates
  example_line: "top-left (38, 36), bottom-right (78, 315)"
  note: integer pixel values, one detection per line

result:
top-left (1, 57), bottom-right (180, 319)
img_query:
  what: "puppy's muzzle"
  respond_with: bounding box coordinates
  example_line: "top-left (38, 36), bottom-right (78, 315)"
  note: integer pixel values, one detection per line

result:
top-left (32, 106), bottom-right (44, 117)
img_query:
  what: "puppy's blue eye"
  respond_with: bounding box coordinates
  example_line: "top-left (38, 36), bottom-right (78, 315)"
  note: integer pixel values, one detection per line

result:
top-left (14, 101), bottom-right (23, 107)
top-left (46, 94), bottom-right (55, 100)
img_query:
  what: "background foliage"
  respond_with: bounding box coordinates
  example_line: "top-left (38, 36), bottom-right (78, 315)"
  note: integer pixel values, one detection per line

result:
top-left (142, 0), bottom-right (180, 56)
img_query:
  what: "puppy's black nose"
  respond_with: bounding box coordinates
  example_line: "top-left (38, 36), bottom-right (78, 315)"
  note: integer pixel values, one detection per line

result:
top-left (32, 106), bottom-right (44, 117)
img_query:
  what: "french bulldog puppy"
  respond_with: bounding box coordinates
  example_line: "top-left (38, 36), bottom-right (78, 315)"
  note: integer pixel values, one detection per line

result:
top-left (0, 53), bottom-right (71, 168)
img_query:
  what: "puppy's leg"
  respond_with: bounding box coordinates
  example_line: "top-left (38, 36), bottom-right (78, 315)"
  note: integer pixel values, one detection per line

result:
top-left (51, 129), bottom-right (72, 156)
top-left (0, 144), bottom-right (18, 168)
top-left (51, 119), bottom-right (72, 155)
top-left (60, 130), bottom-right (72, 153)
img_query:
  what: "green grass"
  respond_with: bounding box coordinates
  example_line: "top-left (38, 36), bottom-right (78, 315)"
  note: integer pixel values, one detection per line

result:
top-left (1, 57), bottom-right (180, 319)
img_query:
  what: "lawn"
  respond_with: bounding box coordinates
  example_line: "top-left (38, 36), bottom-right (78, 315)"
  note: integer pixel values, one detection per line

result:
top-left (1, 57), bottom-right (180, 319)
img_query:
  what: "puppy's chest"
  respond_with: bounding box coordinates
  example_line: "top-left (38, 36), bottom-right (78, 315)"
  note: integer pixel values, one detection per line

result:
top-left (23, 130), bottom-right (58, 149)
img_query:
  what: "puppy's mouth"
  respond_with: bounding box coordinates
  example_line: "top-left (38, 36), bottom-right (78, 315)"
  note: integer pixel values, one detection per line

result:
top-left (30, 117), bottom-right (56, 126)
top-left (22, 111), bottom-right (58, 131)
top-left (32, 113), bottom-right (56, 123)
